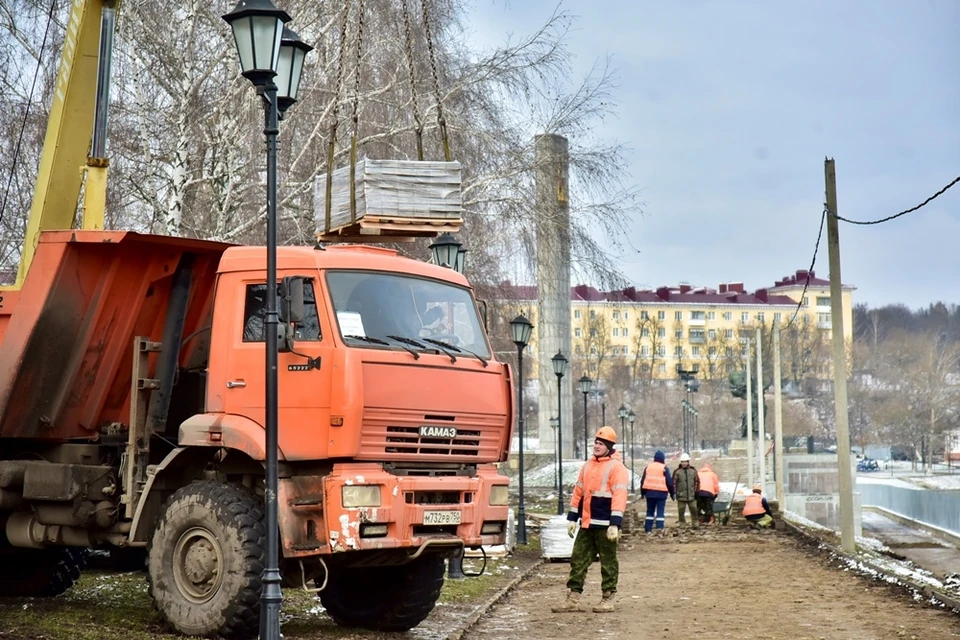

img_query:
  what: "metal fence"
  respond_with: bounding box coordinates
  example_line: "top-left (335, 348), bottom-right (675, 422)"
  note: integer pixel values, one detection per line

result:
top-left (858, 483), bottom-right (960, 535)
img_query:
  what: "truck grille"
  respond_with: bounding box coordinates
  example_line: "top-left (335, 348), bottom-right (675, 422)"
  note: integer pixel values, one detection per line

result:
top-left (359, 408), bottom-right (504, 462)
top-left (386, 426), bottom-right (481, 456)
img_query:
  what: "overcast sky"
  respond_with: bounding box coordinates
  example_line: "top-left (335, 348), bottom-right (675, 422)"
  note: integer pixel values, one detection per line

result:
top-left (465, 0), bottom-right (960, 309)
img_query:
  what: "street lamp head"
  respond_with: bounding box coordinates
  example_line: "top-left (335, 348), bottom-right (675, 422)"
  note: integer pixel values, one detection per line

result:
top-left (618, 404), bottom-right (627, 419)
top-left (429, 233), bottom-right (461, 268)
top-left (686, 379), bottom-right (701, 393)
top-left (628, 410), bottom-right (635, 424)
top-left (578, 375), bottom-right (593, 395)
top-left (454, 247), bottom-right (468, 274)
top-left (276, 26), bottom-right (313, 116)
top-left (549, 416), bottom-right (559, 429)
top-left (510, 315), bottom-right (534, 348)
top-left (222, 0), bottom-right (291, 88)
top-left (551, 350), bottom-right (569, 378)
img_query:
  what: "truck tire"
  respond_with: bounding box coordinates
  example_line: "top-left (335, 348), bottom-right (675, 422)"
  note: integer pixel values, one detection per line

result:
top-left (147, 480), bottom-right (264, 640)
top-left (319, 555), bottom-right (445, 631)
top-left (0, 547), bottom-right (87, 598)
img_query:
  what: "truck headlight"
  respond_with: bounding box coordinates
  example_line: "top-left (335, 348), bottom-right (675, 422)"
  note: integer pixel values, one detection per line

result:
top-left (489, 485), bottom-right (509, 506)
top-left (342, 485), bottom-right (382, 507)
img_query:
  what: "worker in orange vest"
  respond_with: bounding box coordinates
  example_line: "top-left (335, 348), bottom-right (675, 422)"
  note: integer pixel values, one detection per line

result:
top-left (553, 427), bottom-right (629, 614)
top-left (640, 450), bottom-right (675, 534)
top-left (696, 463), bottom-right (720, 524)
top-left (743, 484), bottom-right (775, 529)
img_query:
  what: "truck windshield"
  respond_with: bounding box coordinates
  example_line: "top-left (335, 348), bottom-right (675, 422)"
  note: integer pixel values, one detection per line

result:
top-left (326, 271), bottom-right (491, 359)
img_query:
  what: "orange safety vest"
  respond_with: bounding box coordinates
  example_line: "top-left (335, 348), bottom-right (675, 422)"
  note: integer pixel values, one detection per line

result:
top-left (697, 469), bottom-right (719, 496)
top-left (642, 461), bottom-right (668, 492)
top-left (568, 453), bottom-right (629, 528)
top-left (743, 493), bottom-right (766, 516)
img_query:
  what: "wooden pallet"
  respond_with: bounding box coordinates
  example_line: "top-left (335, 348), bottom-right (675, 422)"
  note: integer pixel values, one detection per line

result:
top-left (316, 214), bottom-right (462, 243)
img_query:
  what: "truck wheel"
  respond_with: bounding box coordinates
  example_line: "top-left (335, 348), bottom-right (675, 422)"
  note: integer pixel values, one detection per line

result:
top-left (319, 555), bottom-right (445, 631)
top-left (148, 481), bottom-right (264, 640)
top-left (0, 547), bottom-right (87, 597)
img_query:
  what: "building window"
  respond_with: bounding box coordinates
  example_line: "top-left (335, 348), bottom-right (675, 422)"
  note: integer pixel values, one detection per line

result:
top-left (658, 363), bottom-right (666, 373)
top-left (641, 346), bottom-right (650, 356)
top-left (726, 347), bottom-right (734, 357)
top-left (741, 312), bottom-right (749, 323)
top-left (612, 346), bottom-right (619, 355)
top-left (741, 346), bottom-right (748, 356)
top-left (590, 329), bottom-right (597, 337)
top-left (724, 312), bottom-right (732, 321)
top-left (707, 311), bottom-right (716, 320)
top-left (624, 312), bottom-right (629, 322)
top-left (675, 329), bottom-right (683, 339)
top-left (674, 346), bottom-right (683, 357)
top-left (774, 312), bottom-right (782, 323)
top-left (613, 328), bottom-right (619, 337)
top-left (817, 296), bottom-right (830, 306)
top-left (642, 328), bottom-right (650, 338)
top-left (691, 310), bottom-right (705, 320)
top-left (658, 311), bottom-right (666, 320)
top-left (756, 312), bottom-right (765, 322)
top-left (802, 297), bottom-right (809, 307)
top-left (641, 311), bottom-right (649, 320)
top-left (622, 345), bottom-right (629, 355)
top-left (725, 329), bottom-right (734, 339)
top-left (244, 281), bottom-right (322, 342)
top-left (623, 328), bottom-right (629, 337)
top-left (613, 311), bottom-right (620, 320)
top-left (690, 329), bottom-right (705, 341)
top-left (709, 346), bottom-right (717, 356)
top-left (708, 329), bottom-right (716, 339)
top-left (590, 310), bottom-right (596, 319)
top-left (658, 328), bottom-right (666, 338)
top-left (575, 345), bottom-right (582, 355)
top-left (590, 346), bottom-right (597, 355)
top-left (574, 310), bottom-right (581, 319)
top-left (692, 346), bottom-right (701, 357)
top-left (575, 328), bottom-right (581, 338)
top-left (675, 311), bottom-right (683, 321)
top-left (818, 312), bottom-right (831, 324)
top-left (658, 346), bottom-right (666, 357)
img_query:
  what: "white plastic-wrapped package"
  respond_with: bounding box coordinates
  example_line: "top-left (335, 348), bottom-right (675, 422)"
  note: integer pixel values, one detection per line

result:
top-left (541, 514), bottom-right (577, 560)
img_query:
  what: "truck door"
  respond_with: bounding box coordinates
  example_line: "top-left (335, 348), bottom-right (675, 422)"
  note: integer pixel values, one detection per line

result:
top-left (217, 275), bottom-right (333, 460)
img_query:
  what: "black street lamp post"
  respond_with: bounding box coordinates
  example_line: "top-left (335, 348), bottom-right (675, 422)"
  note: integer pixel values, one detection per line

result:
top-left (677, 366), bottom-right (699, 452)
top-left (628, 410), bottom-right (636, 492)
top-left (552, 351), bottom-right (569, 515)
top-left (222, 3), bottom-right (311, 638)
top-left (578, 375), bottom-right (593, 461)
top-left (510, 315), bottom-right (534, 545)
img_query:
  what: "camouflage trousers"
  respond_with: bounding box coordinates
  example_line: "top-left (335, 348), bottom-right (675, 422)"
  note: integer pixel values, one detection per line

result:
top-left (566, 527), bottom-right (619, 593)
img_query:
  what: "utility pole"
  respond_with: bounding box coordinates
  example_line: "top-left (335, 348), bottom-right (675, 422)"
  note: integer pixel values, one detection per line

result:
top-left (825, 157), bottom-right (856, 554)
top-left (756, 327), bottom-right (766, 491)
top-left (774, 323), bottom-right (785, 506)
top-left (745, 338), bottom-right (754, 488)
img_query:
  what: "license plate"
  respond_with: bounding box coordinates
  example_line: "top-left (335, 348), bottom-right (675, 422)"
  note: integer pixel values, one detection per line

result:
top-left (423, 510), bottom-right (462, 525)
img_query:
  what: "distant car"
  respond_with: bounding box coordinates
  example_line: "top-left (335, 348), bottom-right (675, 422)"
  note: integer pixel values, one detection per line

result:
top-left (857, 458), bottom-right (880, 472)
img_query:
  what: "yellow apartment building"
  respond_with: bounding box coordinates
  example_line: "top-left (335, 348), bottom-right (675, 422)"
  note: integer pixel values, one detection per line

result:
top-left (500, 269), bottom-right (855, 385)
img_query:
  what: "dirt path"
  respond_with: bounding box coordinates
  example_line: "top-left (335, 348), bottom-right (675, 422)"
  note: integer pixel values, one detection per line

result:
top-left (464, 527), bottom-right (960, 640)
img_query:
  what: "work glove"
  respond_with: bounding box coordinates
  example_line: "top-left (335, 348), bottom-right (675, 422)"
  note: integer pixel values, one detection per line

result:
top-left (606, 525), bottom-right (620, 542)
top-left (567, 522), bottom-right (577, 538)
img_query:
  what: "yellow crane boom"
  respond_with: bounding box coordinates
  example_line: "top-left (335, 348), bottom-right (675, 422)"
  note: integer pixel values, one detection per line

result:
top-left (12, 0), bottom-right (118, 288)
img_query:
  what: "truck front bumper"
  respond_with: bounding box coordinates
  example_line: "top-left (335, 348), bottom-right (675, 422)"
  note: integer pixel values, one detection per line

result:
top-left (277, 463), bottom-right (509, 558)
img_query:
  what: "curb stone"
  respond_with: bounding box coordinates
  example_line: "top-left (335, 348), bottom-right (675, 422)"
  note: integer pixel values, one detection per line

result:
top-left (443, 558), bottom-right (546, 640)
top-left (782, 519), bottom-right (960, 613)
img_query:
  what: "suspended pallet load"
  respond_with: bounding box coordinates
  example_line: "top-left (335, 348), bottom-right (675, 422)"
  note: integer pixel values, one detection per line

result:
top-left (314, 158), bottom-right (463, 243)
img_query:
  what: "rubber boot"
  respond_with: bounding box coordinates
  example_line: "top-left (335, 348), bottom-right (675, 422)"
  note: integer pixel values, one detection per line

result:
top-left (551, 590), bottom-right (583, 613)
top-left (593, 591), bottom-right (615, 613)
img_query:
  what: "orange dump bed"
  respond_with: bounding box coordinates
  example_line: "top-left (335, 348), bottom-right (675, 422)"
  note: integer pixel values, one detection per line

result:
top-left (0, 231), bottom-right (229, 440)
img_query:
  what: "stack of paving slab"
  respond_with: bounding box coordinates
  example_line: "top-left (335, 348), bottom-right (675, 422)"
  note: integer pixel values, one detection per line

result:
top-left (315, 158), bottom-right (463, 242)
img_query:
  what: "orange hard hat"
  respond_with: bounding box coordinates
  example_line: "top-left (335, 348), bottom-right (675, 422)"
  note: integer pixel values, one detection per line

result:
top-left (595, 426), bottom-right (617, 444)
top-left (753, 484), bottom-right (763, 492)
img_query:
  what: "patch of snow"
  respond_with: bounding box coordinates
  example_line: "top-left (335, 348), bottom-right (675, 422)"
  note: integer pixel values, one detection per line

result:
top-left (912, 475), bottom-right (960, 491)
top-left (784, 510), bottom-right (834, 532)
top-left (854, 476), bottom-right (922, 490)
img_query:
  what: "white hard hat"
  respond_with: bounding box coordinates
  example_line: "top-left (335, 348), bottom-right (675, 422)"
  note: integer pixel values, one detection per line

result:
top-left (679, 453), bottom-right (690, 462)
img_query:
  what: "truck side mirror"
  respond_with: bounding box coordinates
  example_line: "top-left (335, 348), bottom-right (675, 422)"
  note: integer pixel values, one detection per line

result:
top-left (278, 323), bottom-right (295, 353)
top-left (280, 277), bottom-right (305, 324)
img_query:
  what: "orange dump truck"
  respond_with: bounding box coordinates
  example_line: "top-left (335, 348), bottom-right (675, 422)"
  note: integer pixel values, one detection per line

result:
top-left (0, 230), bottom-right (513, 637)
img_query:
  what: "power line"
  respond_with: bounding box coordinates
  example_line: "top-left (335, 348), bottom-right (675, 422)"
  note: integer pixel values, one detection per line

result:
top-left (785, 208), bottom-right (827, 329)
top-left (0, 0), bottom-right (59, 228)
top-left (830, 175), bottom-right (960, 226)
